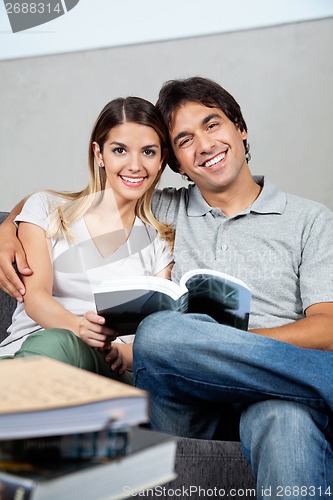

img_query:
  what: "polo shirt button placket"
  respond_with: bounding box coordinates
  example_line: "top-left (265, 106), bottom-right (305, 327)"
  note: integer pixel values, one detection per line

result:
top-left (214, 210), bottom-right (229, 258)
top-left (221, 219), bottom-right (232, 250)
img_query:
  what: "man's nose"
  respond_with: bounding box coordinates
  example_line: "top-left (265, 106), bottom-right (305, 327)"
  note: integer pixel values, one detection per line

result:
top-left (197, 133), bottom-right (215, 154)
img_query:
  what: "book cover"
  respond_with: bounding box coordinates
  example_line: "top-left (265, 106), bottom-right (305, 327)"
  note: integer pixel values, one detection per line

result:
top-left (0, 357), bottom-right (149, 439)
top-left (0, 427), bottom-right (130, 462)
top-left (0, 427), bottom-right (177, 500)
top-left (94, 268), bottom-right (252, 334)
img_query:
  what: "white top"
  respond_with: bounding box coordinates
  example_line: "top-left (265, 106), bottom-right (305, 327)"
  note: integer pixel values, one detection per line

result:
top-left (0, 192), bottom-right (173, 356)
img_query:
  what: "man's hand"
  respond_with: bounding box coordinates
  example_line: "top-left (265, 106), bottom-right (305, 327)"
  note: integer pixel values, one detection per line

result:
top-left (0, 223), bottom-right (32, 301)
top-left (78, 311), bottom-right (118, 349)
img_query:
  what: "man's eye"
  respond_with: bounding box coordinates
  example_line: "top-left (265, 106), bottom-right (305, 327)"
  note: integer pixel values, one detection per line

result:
top-left (113, 147), bottom-right (125, 154)
top-left (207, 122), bottom-right (218, 130)
top-left (179, 138), bottom-right (191, 148)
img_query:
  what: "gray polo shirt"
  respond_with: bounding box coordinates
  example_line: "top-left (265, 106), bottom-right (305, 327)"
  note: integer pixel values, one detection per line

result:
top-left (152, 176), bottom-right (333, 330)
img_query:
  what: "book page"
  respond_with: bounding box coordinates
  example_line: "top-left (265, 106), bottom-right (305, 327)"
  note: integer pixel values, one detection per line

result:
top-left (181, 268), bottom-right (251, 291)
top-left (94, 275), bottom-right (186, 301)
top-left (0, 357), bottom-right (146, 414)
top-left (182, 269), bottom-right (252, 330)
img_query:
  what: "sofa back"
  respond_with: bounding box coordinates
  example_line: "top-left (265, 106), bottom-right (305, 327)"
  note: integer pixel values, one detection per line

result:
top-left (0, 212), bottom-right (17, 342)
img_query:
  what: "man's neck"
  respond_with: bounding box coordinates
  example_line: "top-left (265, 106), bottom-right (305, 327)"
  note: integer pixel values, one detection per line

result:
top-left (200, 170), bottom-right (262, 218)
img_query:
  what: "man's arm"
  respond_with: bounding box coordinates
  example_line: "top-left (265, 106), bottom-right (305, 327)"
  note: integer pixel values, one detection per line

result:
top-left (251, 203), bottom-right (333, 351)
top-left (250, 302), bottom-right (333, 351)
top-left (0, 198), bottom-right (32, 301)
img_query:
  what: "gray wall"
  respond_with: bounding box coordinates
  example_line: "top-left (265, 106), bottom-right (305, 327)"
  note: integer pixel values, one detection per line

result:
top-left (1, 17), bottom-right (332, 211)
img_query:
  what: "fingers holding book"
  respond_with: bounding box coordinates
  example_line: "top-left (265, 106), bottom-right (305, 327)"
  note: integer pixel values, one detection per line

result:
top-left (79, 311), bottom-right (118, 348)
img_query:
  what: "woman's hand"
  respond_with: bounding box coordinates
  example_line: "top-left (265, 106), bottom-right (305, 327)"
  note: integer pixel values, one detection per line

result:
top-left (79, 311), bottom-right (118, 349)
top-left (104, 343), bottom-right (128, 375)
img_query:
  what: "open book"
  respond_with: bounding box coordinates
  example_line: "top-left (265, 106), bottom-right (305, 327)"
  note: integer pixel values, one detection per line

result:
top-left (94, 268), bottom-right (251, 335)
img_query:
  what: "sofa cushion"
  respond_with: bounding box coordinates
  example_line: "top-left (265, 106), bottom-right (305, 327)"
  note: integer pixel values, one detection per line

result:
top-left (127, 437), bottom-right (255, 498)
top-left (0, 212), bottom-right (18, 341)
top-left (0, 290), bottom-right (16, 342)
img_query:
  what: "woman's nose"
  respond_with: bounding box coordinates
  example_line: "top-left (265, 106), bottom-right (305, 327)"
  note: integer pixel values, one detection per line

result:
top-left (127, 154), bottom-right (142, 172)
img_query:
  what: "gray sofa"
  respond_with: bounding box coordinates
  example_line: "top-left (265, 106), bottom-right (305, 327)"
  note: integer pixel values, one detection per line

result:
top-left (0, 211), bottom-right (256, 499)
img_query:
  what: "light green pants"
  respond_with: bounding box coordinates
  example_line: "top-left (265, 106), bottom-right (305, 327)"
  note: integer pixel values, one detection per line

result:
top-left (14, 328), bottom-right (133, 385)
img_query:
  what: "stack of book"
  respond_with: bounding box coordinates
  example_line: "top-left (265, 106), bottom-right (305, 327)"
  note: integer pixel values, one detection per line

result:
top-left (0, 357), bottom-right (177, 499)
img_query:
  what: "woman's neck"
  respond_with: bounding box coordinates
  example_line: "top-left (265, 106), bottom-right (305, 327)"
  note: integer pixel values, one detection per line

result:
top-left (89, 188), bottom-right (137, 231)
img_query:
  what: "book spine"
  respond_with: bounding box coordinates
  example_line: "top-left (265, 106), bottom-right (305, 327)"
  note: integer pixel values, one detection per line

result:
top-left (0, 427), bottom-right (131, 461)
top-left (0, 472), bottom-right (35, 499)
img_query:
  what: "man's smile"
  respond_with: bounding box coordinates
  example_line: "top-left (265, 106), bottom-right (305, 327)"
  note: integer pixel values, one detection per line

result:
top-left (199, 150), bottom-right (228, 168)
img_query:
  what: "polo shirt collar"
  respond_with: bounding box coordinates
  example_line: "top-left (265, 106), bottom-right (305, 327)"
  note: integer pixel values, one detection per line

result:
top-left (187, 176), bottom-right (287, 216)
top-left (187, 184), bottom-right (211, 216)
top-left (250, 176), bottom-right (286, 215)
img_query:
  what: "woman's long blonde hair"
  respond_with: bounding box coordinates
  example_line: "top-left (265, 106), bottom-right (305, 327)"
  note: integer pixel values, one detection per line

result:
top-left (47, 97), bottom-right (174, 247)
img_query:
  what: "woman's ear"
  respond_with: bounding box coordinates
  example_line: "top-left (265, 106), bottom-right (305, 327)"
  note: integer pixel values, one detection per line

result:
top-left (92, 142), bottom-right (104, 167)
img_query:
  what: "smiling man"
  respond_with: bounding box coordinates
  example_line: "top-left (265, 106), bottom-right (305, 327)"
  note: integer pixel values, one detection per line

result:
top-left (132, 77), bottom-right (333, 499)
top-left (169, 101), bottom-right (258, 212)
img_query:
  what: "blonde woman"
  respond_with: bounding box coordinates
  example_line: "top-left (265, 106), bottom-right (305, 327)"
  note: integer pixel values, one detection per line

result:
top-left (0, 97), bottom-right (174, 384)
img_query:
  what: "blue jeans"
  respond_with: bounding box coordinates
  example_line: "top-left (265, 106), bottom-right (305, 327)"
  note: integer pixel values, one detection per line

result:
top-left (133, 311), bottom-right (333, 499)
top-left (240, 400), bottom-right (333, 499)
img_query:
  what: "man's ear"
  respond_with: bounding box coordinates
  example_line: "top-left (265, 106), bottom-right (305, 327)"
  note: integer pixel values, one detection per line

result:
top-left (177, 161), bottom-right (186, 175)
top-left (171, 156), bottom-right (183, 174)
top-left (239, 128), bottom-right (248, 141)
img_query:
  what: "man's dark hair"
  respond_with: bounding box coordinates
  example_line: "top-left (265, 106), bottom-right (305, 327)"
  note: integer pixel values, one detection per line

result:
top-left (156, 76), bottom-right (250, 173)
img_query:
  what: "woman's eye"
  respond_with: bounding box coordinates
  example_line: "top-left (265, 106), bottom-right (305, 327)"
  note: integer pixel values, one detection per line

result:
top-left (143, 149), bottom-right (156, 156)
top-left (113, 147), bottom-right (126, 154)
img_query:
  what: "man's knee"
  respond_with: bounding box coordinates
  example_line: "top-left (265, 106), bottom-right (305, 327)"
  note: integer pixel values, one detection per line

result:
top-left (135, 311), bottom-right (182, 352)
top-left (137, 311), bottom-right (182, 334)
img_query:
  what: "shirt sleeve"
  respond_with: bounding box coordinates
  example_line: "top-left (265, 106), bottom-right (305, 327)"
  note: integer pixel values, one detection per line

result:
top-left (152, 187), bottom-right (183, 225)
top-left (151, 233), bottom-right (173, 276)
top-left (299, 204), bottom-right (333, 311)
top-left (14, 192), bottom-right (52, 231)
